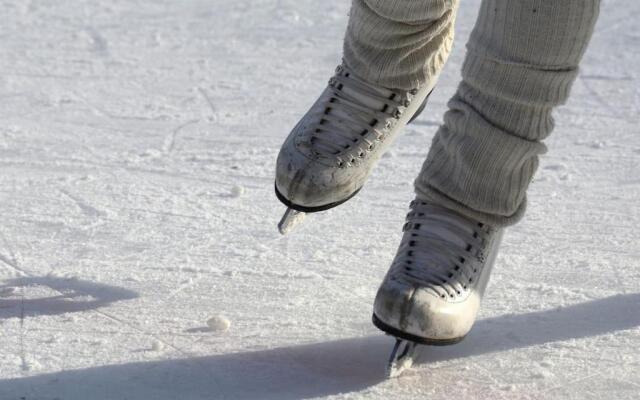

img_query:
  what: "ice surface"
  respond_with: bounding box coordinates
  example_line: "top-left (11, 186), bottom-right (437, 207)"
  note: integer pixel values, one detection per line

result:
top-left (0, 1), bottom-right (638, 399)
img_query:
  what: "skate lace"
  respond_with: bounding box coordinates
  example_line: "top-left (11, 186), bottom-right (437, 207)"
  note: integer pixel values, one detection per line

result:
top-left (307, 65), bottom-right (415, 165)
top-left (390, 201), bottom-right (492, 300)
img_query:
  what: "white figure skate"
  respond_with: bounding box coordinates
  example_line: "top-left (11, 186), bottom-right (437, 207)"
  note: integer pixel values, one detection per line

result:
top-left (373, 200), bottom-right (504, 377)
top-left (275, 64), bottom-right (437, 234)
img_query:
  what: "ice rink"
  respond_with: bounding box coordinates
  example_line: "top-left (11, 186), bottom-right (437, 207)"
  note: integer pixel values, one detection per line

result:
top-left (0, 1), bottom-right (638, 399)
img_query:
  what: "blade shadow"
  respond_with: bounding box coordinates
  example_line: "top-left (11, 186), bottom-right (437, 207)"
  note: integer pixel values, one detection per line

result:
top-left (1, 293), bottom-right (637, 400)
top-left (0, 276), bottom-right (138, 319)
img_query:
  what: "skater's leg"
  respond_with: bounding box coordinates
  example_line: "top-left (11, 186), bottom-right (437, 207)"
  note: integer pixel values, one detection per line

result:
top-left (415, 0), bottom-right (600, 226)
top-left (373, 1), bottom-right (601, 362)
top-left (343, 0), bottom-right (460, 90)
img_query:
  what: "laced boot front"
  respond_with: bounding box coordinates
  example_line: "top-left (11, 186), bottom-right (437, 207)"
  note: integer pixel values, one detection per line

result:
top-left (275, 64), bottom-right (436, 212)
top-left (373, 200), bottom-right (504, 343)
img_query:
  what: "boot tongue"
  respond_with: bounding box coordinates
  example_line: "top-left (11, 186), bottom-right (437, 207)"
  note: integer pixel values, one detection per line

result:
top-left (316, 69), bottom-right (399, 150)
top-left (423, 214), bottom-right (474, 249)
top-left (338, 69), bottom-right (397, 112)
top-left (324, 78), bottom-right (392, 138)
top-left (340, 80), bottom-right (390, 111)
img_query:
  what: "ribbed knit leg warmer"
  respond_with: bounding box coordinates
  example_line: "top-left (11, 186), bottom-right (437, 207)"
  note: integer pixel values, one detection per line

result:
top-left (343, 0), bottom-right (460, 90)
top-left (415, 0), bottom-right (600, 226)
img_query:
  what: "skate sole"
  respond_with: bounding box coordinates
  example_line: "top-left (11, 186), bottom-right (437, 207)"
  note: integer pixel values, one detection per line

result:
top-left (274, 184), bottom-right (362, 213)
top-left (372, 313), bottom-right (466, 346)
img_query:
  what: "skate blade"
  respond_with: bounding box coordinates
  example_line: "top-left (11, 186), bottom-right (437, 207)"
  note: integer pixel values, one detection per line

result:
top-left (386, 338), bottom-right (418, 379)
top-left (278, 208), bottom-right (306, 235)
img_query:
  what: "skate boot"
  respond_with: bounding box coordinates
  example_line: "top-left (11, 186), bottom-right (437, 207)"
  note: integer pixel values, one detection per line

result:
top-left (372, 200), bottom-right (504, 377)
top-left (275, 64), bottom-right (438, 234)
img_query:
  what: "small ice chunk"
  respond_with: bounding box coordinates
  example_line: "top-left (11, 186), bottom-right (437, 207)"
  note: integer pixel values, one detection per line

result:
top-left (0, 287), bottom-right (16, 297)
top-left (230, 185), bottom-right (245, 198)
top-left (151, 339), bottom-right (165, 351)
top-left (207, 315), bottom-right (231, 332)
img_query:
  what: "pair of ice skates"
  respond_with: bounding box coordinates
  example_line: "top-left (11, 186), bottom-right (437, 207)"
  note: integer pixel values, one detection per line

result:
top-left (274, 65), bottom-right (503, 377)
